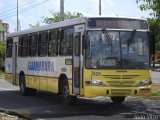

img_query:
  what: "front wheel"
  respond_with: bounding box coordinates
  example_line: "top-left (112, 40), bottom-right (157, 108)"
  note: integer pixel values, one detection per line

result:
top-left (62, 81), bottom-right (77, 105)
top-left (111, 96), bottom-right (125, 104)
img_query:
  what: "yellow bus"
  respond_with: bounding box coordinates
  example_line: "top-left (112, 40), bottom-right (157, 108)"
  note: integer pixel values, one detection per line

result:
top-left (5, 17), bottom-right (152, 104)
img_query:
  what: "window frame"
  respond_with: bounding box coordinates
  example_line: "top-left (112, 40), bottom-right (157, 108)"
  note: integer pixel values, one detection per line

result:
top-left (38, 31), bottom-right (48, 57)
top-left (48, 29), bottom-right (59, 57)
top-left (18, 35), bottom-right (29, 57)
top-left (59, 27), bottom-right (74, 56)
top-left (6, 38), bottom-right (13, 58)
top-left (28, 33), bottom-right (38, 57)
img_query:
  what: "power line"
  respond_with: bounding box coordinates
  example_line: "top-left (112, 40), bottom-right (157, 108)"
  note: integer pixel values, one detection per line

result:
top-left (3, 0), bottom-right (49, 20)
top-left (1, 0), bottom-right (49, 19)
top-left (0, 0), bottom-right (40, 15)
top-left (0, 0), bottom-right (26, 10)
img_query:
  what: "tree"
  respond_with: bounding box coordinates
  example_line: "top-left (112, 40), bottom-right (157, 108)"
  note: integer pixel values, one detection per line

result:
top-left (42, 11), bottom-right (83, 24)
top-left (137, 0), bottom-right (160, 66)
top-left (29, 22), bottom-right (40, 28)
top-left (147, 18), bottom-right (160, 50)
top-left (136, 0), bottom-right (160, 19)
top-left (0, 41), bottom-right (6, 71)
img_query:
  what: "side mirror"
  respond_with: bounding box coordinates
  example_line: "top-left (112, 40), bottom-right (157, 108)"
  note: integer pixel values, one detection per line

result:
top-left (82, 35), bottom-right (88, 50)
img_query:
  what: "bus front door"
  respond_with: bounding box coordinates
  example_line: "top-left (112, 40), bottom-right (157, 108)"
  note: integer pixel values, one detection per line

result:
top-left (12, 38), bottom-right (18, 85)
top-left (72, 32), bottom-right (82, 95)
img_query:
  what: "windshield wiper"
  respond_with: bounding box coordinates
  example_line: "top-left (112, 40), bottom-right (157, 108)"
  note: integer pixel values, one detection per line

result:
top-left (102, 28), bottom-right (112, 52)
top-left (128, 29), bottom-right (136, 46)
top-left (127, 29), bottom-right (136, 53)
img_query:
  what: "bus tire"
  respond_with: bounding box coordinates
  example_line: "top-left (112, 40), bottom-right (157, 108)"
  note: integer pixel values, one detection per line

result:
top-left (62, 80), bottom-right (77, 105)
top-left (111, 96), bottom-right (125, 104)
top-left (28, 88), bottom-right (37, 95)
top-left (19, 74), bottom-right (29, 96)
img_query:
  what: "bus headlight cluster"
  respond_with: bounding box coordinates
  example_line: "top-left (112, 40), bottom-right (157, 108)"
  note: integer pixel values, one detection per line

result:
top-left (136, 78), bottom-right (152, 87)
top-left (85, 79), bottom-right (107, 87)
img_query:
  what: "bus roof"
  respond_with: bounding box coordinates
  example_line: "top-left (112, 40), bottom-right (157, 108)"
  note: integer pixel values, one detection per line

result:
top-left (7, 16), bottom-right (147, 38)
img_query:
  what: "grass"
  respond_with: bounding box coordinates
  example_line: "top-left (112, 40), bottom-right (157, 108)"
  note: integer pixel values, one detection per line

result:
top-left (143, 83), bottom-right (160, 100)
top-left (151, 83), bottom-right (160, 96)
top-left (0, 70), bottom-right (4, 78)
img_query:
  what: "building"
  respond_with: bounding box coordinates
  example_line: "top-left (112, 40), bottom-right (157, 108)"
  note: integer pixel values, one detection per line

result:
top-left (0, 19), bottom-right (9, 41)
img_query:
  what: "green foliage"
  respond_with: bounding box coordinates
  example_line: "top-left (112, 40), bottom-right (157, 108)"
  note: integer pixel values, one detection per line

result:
top-left (0, 41), bottom-right (6, 71)
top-left (136, 0), bottom-right (160, 18)
top-left (29, 22), bottom-right (40, 28)
top-left (42, 11), bottom-right (83, 24)
top-left (137, 1), bottom-right (160, 51)
top-left (147, 18), bottom-right (160, 50)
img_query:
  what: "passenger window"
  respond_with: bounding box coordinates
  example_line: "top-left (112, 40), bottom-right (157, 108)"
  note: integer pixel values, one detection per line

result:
top-left (48, 30), bottom-right (58, 56)
top-left (19, 36), bottom-right (28, 57)
top-left (29, 34), bottom-right (38, 57)
top-left (38, 32), bottom-right (48, 57)
top-left (60, 28), bottom-right (74, 56)
top-left (6, 38), bottom-right (13, 58)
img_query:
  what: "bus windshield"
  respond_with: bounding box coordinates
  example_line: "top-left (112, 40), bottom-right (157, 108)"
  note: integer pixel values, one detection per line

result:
top-left (86, 31), bottom-right (149, 69)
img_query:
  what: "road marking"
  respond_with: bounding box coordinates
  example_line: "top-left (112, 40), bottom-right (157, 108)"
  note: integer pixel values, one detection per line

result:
top-left (0, 88), bottom-right (14, 91)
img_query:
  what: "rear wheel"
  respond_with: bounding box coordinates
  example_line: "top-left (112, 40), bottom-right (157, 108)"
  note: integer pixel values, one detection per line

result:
top-left (28, 88), bottom-right (37, 95)
top-left (111, 96), bottom-right (125, 104)
top-left (19, 75), bottom-right (37, 96)
top-left (19, 75), bottom-right (29, 96)
top-left (62, 80), bottom-right (77, 105)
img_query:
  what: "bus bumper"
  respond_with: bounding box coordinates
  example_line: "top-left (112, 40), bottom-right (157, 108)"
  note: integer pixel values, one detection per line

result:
top-left (84, 85), bottom-right (151, 98)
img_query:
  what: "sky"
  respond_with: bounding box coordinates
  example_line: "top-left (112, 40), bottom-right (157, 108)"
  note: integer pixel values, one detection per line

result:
top-left (0, 0), bottom-right (152, 32)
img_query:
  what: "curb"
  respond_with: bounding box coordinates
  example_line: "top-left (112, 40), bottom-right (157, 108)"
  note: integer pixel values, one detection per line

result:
top-left (0, 109), bottom-right (30, 120)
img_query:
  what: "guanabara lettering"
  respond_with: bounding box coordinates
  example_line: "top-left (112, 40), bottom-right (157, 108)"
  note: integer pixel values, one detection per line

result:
top-left (28, 61), bottom-right (54, 72)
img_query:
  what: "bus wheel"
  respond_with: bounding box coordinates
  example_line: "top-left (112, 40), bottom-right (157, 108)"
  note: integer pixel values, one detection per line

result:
top-left (19, 75), bottom-right (28, 96)
top-left (111, 96), bottom-right (125, 104)
top-left (62, 81), bottom-right (77, 105)
top-left (28, 88), bottom-right (37, 95)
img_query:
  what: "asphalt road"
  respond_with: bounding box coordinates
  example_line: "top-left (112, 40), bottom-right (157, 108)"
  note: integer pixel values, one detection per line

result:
top-left (0, 71), bottom-right (160, 120)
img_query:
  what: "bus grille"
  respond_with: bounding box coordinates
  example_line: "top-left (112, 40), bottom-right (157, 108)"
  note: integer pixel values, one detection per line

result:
top-left (107, 80), bottom-right (135, 87)
top-left (111, 89), bottom-right (132, 96)
top-left (103, 75), bottom-right (139, 87)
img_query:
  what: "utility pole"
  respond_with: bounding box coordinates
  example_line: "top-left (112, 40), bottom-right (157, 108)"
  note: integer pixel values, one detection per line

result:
top-left (17, 0), bottom-right (19, 31)
top-left (60, 0), bottom-right (64, 21)
top-left (99, 0), bottom-right (101, 16)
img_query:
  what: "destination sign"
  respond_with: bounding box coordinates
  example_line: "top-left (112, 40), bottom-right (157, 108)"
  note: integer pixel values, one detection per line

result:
top-left (88, 18), bottom-right (148, 30)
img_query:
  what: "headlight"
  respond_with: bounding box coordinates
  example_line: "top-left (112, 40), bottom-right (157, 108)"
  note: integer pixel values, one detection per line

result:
top-left (85, 79), bottom-right (107, 87)
top-left (136, 78), bottom-right (152, 87)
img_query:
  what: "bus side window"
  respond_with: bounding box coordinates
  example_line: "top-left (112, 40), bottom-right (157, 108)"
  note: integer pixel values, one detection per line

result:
top-left (6, 38), bottom-right (13, 58)
top-left (48, 30), bottom-right (58, 56)
top-left (60, 28), bottom-right (74, 56)
top-left (38, 32), bottom-right (48, 57)
top-left (19, 36), bottom-right (28, 57)
top-left (29, 34), bottom-right (38, 57)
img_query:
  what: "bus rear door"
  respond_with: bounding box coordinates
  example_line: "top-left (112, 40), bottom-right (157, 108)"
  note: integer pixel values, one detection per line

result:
top-left (12, 37), bottom-right (18, 85)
